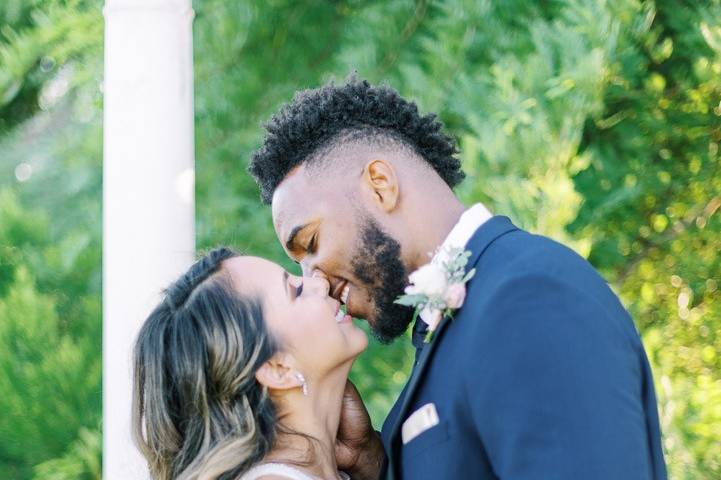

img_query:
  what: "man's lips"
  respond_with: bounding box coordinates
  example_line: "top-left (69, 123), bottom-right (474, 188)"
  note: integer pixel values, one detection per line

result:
top-left (331, 280), bottom-right (360, 318)
top-left (331, 280), bottom-right (350, 307)
top-left (331, 279), bottom-right (348, 302)
top-left (343, 288), bottom-right (367, 322)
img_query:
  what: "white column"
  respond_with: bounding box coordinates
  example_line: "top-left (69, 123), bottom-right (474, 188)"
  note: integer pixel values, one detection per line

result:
top-left (103, 0), bottom-right (195, 478)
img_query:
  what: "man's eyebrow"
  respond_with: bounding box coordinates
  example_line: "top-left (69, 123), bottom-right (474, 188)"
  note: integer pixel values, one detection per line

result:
top-left (285, 223), bottom-right (310, 251)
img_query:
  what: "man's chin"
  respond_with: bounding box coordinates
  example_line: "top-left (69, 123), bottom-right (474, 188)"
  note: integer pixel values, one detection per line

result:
top-left (353, 313), bottom-right (381, 335)
top-left (366, 311), bottom-right (414, 345)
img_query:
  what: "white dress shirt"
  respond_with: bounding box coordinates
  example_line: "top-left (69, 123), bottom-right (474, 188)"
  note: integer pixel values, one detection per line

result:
top-left (431, 203), bottom-right (493, 265)
top-left (418, 203), bottom-right (493, 326)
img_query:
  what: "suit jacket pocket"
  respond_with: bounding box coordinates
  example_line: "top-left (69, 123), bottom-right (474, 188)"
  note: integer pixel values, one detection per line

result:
top-left (402, 420), bottom-right (450, 460)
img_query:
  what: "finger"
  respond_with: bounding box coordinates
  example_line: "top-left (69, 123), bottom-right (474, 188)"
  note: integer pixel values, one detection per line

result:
top-left (344, 379), bottom-right (360, 398)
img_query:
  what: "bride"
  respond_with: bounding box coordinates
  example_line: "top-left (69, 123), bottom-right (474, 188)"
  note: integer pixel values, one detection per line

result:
top-left (132, 247), bottom-right (369, 479)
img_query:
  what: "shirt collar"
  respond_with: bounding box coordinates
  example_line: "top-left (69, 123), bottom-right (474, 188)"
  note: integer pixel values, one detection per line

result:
top-left (415, 203), bottom-right (492, 336)
top-left (430, 203), bottom-right (493, 266)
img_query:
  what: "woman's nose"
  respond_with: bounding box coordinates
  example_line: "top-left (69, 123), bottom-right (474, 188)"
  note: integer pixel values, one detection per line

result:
top-left (307, 269), bottom-right (330, 296)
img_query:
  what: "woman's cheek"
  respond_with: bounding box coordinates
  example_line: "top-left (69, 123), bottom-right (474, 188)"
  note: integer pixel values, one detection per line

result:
top-left (355, 328), bottom-right (369, 351)
top-left (294, 303), bottom-right (331, 341)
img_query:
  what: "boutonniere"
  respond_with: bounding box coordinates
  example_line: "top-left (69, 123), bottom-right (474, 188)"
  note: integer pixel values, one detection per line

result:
top-left (394, 246), bottom-right (475, 343)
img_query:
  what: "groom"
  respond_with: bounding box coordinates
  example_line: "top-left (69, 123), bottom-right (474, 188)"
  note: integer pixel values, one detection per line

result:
top-left (249, 78), bottom-right (667, 479)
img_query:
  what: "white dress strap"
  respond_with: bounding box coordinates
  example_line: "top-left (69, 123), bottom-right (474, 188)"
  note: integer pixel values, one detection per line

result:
top-left (239, 462), bottom-right (350, 480)
top-left (240, 463), bottom-right (317, 480)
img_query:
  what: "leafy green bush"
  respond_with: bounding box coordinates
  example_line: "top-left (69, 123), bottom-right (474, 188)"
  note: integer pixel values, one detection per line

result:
top-left (1, 0), bottom-right (719, 477)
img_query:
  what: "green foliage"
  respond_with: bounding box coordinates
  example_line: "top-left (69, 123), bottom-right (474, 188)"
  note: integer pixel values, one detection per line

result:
top-left (568, 2), bottom-right (721, 476)
top-left (0, 0), bottom-right (103, 472)
top-left (0, 189), bottom-right (101, 479)
top-left (31, 426), bottom-right (102, 480)
top-left (0, 0), bottom-right (101, 131)
top-left (1, 0), bottom-right (719, 477)
top-left (0, 264), bottom-right (99, 478)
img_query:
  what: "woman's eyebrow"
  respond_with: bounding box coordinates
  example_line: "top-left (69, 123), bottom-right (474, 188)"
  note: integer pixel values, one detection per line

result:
top-left (282, 270), bottom-right (290, 298)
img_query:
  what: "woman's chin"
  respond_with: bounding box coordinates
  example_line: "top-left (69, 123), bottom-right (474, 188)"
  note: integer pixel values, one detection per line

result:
top-left (347, 324), bottom-right (369, 355)
top-left (336, 325), bottom-right (367, 360)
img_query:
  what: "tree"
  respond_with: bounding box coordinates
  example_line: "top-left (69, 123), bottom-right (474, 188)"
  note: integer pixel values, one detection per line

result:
top-left (0, 0), bottom-right (718, 477)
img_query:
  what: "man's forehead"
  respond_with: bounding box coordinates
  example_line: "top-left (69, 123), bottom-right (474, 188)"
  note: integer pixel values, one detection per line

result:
top-left (271, 165), bottom-right (322, 233)
top-left (271, 142), bottom-right (371, 234)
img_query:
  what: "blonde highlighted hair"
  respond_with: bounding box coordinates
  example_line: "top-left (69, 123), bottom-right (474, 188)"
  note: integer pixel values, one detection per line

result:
top-left (132, 247), bottom-right (279, 479)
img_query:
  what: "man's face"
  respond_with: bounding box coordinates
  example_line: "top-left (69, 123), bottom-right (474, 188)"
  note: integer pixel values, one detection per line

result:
top-left (271, 163), bottom-right (414, 343)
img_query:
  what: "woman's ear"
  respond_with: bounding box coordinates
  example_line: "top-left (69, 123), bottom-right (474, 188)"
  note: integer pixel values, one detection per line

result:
top-left (255, 353), bottom-right (303, 392)
top-left (361, 159), bottom-right (399, 212)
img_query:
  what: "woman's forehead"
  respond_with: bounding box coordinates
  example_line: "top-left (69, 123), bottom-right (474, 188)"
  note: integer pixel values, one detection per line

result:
top-left (224, 256), bottom-right (279, 290)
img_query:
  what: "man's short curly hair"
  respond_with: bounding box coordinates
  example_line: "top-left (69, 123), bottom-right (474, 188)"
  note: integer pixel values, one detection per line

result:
top-left (248, 77), bottom-right (465, 204)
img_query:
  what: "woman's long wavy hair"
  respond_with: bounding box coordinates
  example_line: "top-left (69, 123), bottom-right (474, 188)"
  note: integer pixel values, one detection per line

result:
top-left (132, 247), bottom-right (279, 480)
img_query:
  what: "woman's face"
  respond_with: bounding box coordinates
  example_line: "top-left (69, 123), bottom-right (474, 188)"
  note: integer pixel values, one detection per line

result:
top-left (224, 256), bottom-right (368, 378)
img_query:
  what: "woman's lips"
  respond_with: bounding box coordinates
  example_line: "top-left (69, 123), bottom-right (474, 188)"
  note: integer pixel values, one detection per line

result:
top-left (334, 306), bottom-right (352, 324)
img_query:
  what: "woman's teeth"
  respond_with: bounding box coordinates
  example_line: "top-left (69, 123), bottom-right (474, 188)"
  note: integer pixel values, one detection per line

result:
top-left (335, 308), bottom-right (346, 323)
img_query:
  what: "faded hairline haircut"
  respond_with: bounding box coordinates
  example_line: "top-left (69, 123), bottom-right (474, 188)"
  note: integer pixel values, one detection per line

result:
top-left (248, 76), bottom-right (465, 204)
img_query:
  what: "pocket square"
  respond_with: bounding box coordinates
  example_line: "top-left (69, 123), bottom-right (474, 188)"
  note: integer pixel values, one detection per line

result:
top-left (401, 403), bottom-right (439, 445)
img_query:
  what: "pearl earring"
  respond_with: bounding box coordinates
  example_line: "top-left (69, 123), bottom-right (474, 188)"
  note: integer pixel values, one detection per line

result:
top-left (295, 372), bottom-right (308, 396)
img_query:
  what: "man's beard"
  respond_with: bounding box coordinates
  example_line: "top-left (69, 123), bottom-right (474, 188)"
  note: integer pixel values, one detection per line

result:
top-left (350, 217), bottom-right (414, 344)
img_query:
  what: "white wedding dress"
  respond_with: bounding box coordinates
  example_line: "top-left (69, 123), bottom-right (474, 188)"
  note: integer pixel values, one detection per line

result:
top-left (240, 462), bottom-right (351, 480)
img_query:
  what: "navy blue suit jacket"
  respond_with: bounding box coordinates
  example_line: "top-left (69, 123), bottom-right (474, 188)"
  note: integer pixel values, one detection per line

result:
top-left (380, 216), bottom-right (666, 479)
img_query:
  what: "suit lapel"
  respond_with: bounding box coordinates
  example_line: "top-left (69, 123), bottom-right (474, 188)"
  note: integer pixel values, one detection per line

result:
top-left (385, 216), bottom-right (518, 480)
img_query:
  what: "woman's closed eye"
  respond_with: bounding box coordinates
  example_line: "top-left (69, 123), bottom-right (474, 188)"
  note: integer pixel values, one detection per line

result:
top-left (294, 282), bottom-right (303, 298)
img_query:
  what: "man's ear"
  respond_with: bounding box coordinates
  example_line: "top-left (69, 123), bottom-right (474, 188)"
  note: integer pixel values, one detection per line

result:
top-left (255, 353), bottom-right (303, 392)
top-left (361, 159), bottom-right (399, 212)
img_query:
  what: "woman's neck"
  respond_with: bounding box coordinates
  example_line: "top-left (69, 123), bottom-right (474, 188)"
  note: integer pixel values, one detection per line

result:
top-left (265, 365), bottom-right (350, 479)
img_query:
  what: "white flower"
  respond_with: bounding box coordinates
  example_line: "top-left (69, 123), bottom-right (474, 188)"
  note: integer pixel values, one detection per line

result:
top-left (394, 247), bottom-right (476, 344)
top-left (420, 306), bottom-right (443, 331)
top-left (407, 263), bottom-right (447, 297)
top-left (444, 283), bottom-right (467, 309)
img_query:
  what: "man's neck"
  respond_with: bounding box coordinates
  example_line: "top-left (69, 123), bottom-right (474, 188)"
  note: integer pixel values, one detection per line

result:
top-left (265, 366), bottom-right (350, 479)
top-left (407, 195), bottom-right (466, 272)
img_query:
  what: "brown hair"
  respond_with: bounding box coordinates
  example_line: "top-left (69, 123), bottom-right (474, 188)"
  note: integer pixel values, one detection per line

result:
top-left (131, 247), bottom-right (279, 479)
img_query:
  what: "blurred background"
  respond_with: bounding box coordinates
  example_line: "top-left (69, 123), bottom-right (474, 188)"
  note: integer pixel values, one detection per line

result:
top-left (1, 0), bottom-right (720, 478)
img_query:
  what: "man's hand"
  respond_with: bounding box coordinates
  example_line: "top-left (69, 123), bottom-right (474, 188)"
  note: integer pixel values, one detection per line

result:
top-left (335, 380), bottom-right (386, 480)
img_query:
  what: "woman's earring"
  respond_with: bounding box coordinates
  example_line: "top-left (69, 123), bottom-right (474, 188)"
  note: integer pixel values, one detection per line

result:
top-left (295, 373), bottom-right (308, 396)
